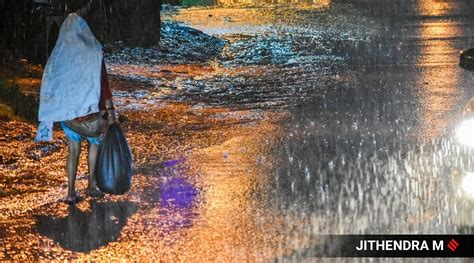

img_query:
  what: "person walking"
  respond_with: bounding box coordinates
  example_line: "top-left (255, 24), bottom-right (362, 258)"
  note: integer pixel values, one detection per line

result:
top-left (35, 13), bottom-right (116, 204)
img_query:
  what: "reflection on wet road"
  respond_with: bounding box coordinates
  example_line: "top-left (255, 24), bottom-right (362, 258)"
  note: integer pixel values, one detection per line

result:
top-left (417, 16), bottom-right (464, 138)
top-left (3, 0), bottom-right (474, 261)
top-left (272, 0), bottom-right (474, 242)
top-left (36, 201), bottom-right (138, 253)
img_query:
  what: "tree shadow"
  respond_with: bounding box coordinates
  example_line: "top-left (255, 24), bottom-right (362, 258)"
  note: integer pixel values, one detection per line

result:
top-left (35, 200), bottom-right (138, 253)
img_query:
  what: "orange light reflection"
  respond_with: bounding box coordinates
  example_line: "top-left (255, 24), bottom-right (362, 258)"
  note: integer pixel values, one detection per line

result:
top-left (418, 0), bottom-right (462, 17)
top-left (416, 18), bottom-right (462, 138)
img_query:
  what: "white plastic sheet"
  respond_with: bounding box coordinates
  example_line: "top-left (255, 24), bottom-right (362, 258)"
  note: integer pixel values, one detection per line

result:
top-left (36, 13), bottom-right (102, 142)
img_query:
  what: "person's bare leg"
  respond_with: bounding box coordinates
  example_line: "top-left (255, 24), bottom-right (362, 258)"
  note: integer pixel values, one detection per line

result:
top-left (86, 142), bottom-right (103, 196)
top-left (66, 139), bottom-right (81, 202)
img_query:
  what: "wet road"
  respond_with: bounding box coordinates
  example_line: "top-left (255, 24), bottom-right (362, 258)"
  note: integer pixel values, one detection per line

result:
top-left (2, 0), bottom-right (474, 261)
top-left (273, 1), bottom-right (474, 258)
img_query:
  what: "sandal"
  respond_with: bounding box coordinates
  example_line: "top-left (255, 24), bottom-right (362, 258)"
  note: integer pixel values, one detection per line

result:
top-left (86, 186), bottom-right (105, 197)
top-left (63, 194), bottom-right (83, 205)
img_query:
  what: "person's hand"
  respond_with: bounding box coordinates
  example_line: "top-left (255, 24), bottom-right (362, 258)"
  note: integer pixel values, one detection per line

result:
top-left (107, 109), bottom-right (118, 124)
top-left (105, 99), bottom-right (117, 124)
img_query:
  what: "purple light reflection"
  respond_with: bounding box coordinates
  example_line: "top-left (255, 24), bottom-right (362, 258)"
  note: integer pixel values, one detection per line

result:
top-left (157, 158), bottom-right (199, 234)
top-left (160, 177), bottom-right (198, 209)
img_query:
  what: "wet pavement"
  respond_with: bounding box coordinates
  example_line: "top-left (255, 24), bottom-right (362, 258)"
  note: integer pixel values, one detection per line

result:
top-left (2, 0), bottom-right (474, 261)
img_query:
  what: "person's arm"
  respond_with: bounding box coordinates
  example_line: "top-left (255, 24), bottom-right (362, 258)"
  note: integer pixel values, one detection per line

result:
top-left (100, 59), bottom-right (117, 123)
top-left (105, 99), bottom-right (117, 124)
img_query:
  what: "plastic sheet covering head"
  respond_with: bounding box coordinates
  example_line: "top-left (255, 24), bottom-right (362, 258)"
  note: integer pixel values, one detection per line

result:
top-left (36, 13), bottom-right (102, 142)
top-left (96, 123), bottom-right (133, 195)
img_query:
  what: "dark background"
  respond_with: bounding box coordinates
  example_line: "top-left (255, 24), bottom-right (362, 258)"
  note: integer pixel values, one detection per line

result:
top-left (0, 0), bottom-right (161, 65)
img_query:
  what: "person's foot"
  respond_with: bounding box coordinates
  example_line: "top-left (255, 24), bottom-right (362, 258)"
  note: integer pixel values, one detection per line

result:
top-left (86, 186), bottom-right (105, 197)
top-left (64, 193), bottom-right (83, 205)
